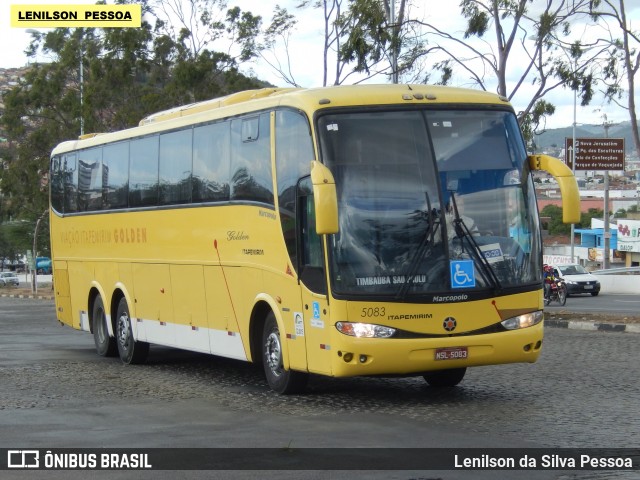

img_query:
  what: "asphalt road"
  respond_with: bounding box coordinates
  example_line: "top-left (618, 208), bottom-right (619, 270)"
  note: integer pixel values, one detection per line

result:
top-left (0, 297), bottom-right (638, 480)
top-left (544, 292), bottom-right (640, 317)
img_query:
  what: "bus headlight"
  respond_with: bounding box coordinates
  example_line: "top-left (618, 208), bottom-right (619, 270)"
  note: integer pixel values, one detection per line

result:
top-left (335, 322), bottom-right (396, 338)
top-left (501, 310), bottom-right (544, 330)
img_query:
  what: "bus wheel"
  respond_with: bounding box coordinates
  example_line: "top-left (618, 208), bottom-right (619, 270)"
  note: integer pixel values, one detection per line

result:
top-left (423, 368), bottom-right (466, 387)
top-left (92, 296), bottom-right (117, 357)
top-left (262, 312), bottom-right (307, 394)
top-left (115, 297), bottom-right (149, 365)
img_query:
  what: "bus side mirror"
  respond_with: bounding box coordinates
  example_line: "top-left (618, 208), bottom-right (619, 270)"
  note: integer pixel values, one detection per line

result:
top-left (310, 161), bottom-right (339, 234)
top-left (528, 154), bottom-right (580, 224)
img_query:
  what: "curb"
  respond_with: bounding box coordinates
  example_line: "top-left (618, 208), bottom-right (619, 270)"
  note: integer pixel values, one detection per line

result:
top-left (545, 318), bottom-right (640, 334)
top-left (0, 292), bottom-right (54, 301)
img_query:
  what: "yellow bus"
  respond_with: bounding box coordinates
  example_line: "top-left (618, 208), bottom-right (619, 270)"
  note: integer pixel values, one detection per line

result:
top-left (49, 85), bottom-right (579, 393)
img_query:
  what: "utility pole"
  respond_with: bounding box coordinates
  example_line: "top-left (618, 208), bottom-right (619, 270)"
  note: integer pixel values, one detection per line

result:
top-left (602, 115), bottom-right (616, 270)
top-left (79, 28), bottom-right (84, 136)
top-left (31, 210), bottom-right (48, 294)
top-left (390, 0), bottom-right (398, 84)
top-left (570, 77), bottom-right (577, 263)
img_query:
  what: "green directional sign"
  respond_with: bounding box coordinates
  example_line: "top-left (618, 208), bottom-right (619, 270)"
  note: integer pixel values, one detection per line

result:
top-left (26, 250), bottom-right (34, 269)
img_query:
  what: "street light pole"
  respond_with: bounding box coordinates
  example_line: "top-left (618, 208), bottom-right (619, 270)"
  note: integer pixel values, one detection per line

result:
top-left (79, 29), bottom-right (84, 136)
top-left (390, 0), bottom-right (398, 84)
top-left (31, 210), bottom-right (48, 295)
top-left (602, 116), bottom-right (613, 270)
top-left (570, 81), bottom-right (577, 263)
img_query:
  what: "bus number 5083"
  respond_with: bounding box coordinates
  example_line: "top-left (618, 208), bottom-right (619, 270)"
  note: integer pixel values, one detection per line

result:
top-left (361, 307), bottom-right (385, 318)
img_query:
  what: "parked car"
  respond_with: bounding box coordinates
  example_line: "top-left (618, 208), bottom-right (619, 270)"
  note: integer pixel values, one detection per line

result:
top-left (552, 264), bottom-right (600, 297)
top-left (0, 271), bottom-right (20, 287)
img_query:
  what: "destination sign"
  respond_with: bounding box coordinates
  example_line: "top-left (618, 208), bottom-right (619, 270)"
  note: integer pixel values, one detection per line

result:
top-left (564, 138), bottom-right (625, 171)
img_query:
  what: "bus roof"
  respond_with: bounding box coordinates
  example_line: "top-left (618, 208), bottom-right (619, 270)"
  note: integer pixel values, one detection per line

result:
top-left (51, 84), bottom-right (511, 156)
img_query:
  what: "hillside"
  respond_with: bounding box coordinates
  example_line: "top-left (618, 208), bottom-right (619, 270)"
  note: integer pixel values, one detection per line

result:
top-left (534, 121), bottom-right (639, 157)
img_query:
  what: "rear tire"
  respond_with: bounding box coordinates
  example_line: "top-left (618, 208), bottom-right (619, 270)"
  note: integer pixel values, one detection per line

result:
top-left (93, 296), bottom-right (117, 357)
top-left (262, 312), bottom-right (307, 394)
top-left (115, 297), bottom-right (149, 365)
top-left (423, 367), bottom-right (466, 387)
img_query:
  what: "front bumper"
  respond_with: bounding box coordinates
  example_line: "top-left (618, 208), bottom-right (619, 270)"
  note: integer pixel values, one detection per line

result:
top-left (566, 283), bottom-right (600, 295)
top-left (328, 322), bottom-right (544, 377)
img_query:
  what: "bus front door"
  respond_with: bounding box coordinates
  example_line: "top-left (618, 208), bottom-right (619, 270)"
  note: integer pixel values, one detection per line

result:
top-left (298, 185), bottom-right (332, 376)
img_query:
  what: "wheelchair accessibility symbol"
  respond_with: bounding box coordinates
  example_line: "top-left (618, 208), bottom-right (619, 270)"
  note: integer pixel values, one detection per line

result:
top-left (450, 260), bottom-right (476, 289)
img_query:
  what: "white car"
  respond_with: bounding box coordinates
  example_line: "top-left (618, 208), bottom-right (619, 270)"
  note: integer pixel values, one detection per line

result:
top-left (552, 264), bottom-right (600, 297)
top-left (0, 271), bottom-right (20, 287)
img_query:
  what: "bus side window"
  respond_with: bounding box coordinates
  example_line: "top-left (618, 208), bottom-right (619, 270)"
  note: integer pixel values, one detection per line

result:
top-left (129, 135), bottom-right (159, 207)
top-left (159, 129), bottom-right (192, 205)
top-left (78, 147), bottom-right (104, 211)
top-left (193, 121), bottom-right (231, 203)
top-left (103, 142), bottom-right (130, 209)
top-left (298, 177), bottom-right (326, 295)
top-left (230, 114), bottom-right (274, 205)
top-left (275, 109), bottom-right (315, 271)
top-left (50, 156), bottom-right (64, 213)
top-left (63, 153), bottom-right (78, 213)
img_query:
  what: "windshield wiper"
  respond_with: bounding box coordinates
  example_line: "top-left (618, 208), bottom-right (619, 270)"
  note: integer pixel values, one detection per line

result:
top-left (449, 192), bottom-right (502, 290)
top-left (395, 192), bottom-right (440, 300)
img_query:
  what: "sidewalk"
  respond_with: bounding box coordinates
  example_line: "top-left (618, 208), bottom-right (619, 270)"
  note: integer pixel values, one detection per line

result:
top-left (0, 280), bottom-right (55, 300)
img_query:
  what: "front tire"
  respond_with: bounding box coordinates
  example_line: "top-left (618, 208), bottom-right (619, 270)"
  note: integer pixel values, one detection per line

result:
top-left (262, 312), bottom-right (307, 394)
top-left (93, 296), bottom-right (117, 357)
top-left (557, 285), bottom-right (567, 306)
top-left (423, 367), bottom-right (466, 387)
top-left (115, 297), bottom-right (149, 365)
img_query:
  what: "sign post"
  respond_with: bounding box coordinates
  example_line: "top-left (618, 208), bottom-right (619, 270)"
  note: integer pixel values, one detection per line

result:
top-left (566, 137), bottom-right (625, 269)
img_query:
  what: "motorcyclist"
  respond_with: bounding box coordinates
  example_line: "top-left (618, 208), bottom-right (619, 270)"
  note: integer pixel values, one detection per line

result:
top-left (543, 265), bottom-right (556, 300)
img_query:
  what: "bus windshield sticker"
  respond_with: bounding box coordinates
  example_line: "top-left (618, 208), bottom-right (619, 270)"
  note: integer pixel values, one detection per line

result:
top-left (479, 243), bottom-right (504, 264)
top-left (450, 260), bottom-right (476, 289)
top-left (294, 312), bottom-right (304, 337)
top-left (310, 317), bottom-right (325, 329)
top-left (355, 275), bottom-right (427, 287)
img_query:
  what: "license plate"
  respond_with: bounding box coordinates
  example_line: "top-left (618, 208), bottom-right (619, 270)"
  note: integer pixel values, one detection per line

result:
top-left (435, 347), bottom-right (468, 361)
top-left (584, 285), bottom-right (593, 290)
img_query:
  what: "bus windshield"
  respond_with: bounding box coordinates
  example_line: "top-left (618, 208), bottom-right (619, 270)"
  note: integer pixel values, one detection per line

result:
top-left (318, 108), bottom-right (542, 299)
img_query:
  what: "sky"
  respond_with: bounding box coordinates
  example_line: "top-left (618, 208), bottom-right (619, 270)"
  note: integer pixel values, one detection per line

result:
top-left (3, 0), bottom-right (639, 130)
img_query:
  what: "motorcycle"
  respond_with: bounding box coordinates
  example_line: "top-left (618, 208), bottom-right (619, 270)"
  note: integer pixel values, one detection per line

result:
top-left (544, 278), bottom-right (567, 306)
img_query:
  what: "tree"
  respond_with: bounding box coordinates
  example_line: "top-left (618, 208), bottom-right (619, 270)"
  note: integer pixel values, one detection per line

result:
top-left (258, 6), bottom-right (301, 87)
top-left (284, 0), bottom-right (416, 86)
top-left (541, 204), bottom-right (571, 235)
top-left (0, 0), bottom-right (266, 240)
top-left (150, 0), bottom-right (264, 101)
top-left (412, 0), bottom-right (611, 134)
top-left (541, 204), bottom-right (603, 236)
top-left (294, 0), bottom-right (356, 86)
top-left (588, 0), bottom-right (640, 160)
